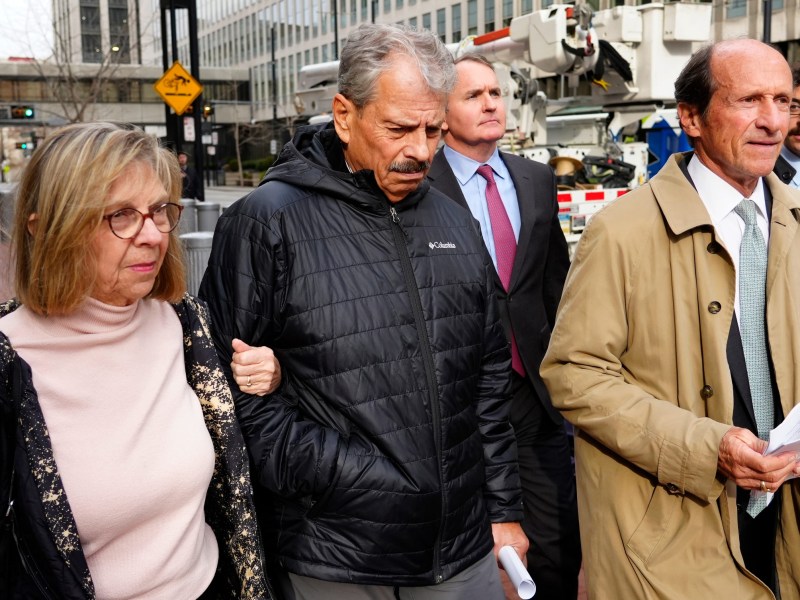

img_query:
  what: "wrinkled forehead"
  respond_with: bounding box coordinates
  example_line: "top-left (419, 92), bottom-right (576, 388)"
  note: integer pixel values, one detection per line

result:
top-left (712, 42), bottom-right (791, 88)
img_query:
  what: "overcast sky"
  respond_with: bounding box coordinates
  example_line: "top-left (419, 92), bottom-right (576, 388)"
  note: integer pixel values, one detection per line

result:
top-left (0, 0), bottom-right (53, 60)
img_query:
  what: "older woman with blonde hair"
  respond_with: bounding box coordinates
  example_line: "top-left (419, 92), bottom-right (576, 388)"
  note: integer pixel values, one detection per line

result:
top-left (0, 122), bottom-right (272, 599)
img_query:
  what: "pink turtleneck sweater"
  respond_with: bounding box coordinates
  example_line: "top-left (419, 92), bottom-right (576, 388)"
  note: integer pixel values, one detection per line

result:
top-left (0, 298), bottom-right (218, 600)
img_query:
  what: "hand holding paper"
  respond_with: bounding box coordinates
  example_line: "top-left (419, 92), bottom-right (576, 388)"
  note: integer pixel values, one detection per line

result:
top-left (498, 546), bottom-right (536, 599)
top-left (750, 403), bottom-right (800, 507)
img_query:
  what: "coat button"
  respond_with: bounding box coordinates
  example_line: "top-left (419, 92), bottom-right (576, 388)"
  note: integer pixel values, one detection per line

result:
top-left (665, 483), bottom-right (680, 494)
top-left (707, 242), bottom-right (721, 254)
top-left (700, 385), bottom-right (714, 399)
top-left (708, 301), bottom-right (721, 314)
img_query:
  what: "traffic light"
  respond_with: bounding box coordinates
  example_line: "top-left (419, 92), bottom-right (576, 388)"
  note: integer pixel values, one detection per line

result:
top-left (15, 142), bottom-right (28, 150)
top-left (203, 104), bottom-right (214, 119)
top-left (10, 106), bottom-right (34, 119)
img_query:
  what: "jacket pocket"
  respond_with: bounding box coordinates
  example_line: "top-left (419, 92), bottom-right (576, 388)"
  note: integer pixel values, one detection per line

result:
top-left (306, 435), bottom-right (349, 520)
top-left (625, 483), bottom-right (680, 566)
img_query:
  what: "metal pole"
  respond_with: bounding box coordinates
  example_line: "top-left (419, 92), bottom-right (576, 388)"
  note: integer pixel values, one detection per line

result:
top-left (188, 0), bottom-right (204, 200)
top-left (134, 0), bottom-right (142, 64)
top-left (333, 0), bottom-right (339, 59)
top-left (160, 1), bottom-right (177, 148)
top-left (169, 0), bottom-right (179, 66)
top-left (169, 0), bottom-right (183, 153)
top-left (763, 0), bottom-right (772, 43)
top-left (272, 25), bottom-right (278, 124)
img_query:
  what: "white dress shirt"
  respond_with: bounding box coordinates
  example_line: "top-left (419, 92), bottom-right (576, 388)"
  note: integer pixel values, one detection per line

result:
top-left (687, 155), bottom-right (770, 318)
top-left (442, 145), bottom-right (521, 272)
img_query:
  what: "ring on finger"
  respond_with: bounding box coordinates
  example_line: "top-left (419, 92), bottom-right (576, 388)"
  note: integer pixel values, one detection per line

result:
top-left (760, 480), bottom-right (768, 493)
top-left (246, 375), bottom-right (252, 387)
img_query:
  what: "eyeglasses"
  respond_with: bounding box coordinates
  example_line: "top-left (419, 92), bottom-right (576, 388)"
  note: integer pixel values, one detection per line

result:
top-left (103, 203), bottom-right (183, 239)
top-left (790, 103), bottom-right (800, 116)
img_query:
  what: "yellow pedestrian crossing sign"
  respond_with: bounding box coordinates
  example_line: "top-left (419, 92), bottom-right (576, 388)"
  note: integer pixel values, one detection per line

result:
top-left (154, 61), bottom-right (203, 116)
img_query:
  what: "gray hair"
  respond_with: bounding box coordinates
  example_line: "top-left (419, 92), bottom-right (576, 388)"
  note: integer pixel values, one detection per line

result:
top-left (338, 24), bottom-right (456, 108)
top-left (454, 53), bottom-right (496, 72)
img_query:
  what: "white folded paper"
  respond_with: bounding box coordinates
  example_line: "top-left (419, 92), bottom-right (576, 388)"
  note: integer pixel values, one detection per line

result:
top-left (498, 546), bottom-right (536, 599)
top-left (750, 402), bottom-right (800, 507)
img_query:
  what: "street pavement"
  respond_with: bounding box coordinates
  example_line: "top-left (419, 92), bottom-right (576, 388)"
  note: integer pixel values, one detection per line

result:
top-left (203, 184), bottom-right (256, 209)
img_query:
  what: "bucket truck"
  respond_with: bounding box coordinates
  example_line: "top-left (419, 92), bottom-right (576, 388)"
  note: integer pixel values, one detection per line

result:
top-left (292, 2), bottom-right (712, 247)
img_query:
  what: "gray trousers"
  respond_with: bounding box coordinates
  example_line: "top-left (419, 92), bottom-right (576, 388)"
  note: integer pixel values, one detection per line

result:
top-left (287, 551), bottom-right (503, 600)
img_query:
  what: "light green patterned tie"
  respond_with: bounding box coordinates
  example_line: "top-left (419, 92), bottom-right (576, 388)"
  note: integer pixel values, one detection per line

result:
top-left (734, 198), bottom-right (773, 518)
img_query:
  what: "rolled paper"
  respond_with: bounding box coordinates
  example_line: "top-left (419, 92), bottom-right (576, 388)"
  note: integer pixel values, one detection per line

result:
top-left (498, 545), bottom-right (536, 599)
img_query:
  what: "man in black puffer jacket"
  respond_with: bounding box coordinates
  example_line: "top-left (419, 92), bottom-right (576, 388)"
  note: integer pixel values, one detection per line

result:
top-left (199, 23), bottom-right (527, 600)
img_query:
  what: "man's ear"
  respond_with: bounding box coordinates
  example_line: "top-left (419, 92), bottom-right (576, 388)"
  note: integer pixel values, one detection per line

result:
top-left (332, 93), bottom-right (354, 145)
top-left (677, 102), bottom-right (702, 139)
top-left (27, 213), bottom-right (38, 236)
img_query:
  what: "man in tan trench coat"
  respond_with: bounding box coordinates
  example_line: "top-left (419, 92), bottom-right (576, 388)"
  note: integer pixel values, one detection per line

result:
top-left (541, 39), bottom-right (800, 599)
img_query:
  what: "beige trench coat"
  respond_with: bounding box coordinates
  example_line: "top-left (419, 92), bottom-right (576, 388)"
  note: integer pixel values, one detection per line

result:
top-left (541, 153), bottom-right (800, 599)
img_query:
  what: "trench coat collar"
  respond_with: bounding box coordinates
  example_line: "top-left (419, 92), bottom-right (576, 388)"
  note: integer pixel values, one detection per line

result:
top-left (766, 170), bottom-right (800, 295)
top-left (652, 152), bottom-right (800, 239)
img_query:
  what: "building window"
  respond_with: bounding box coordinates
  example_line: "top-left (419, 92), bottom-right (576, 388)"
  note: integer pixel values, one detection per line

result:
top-left (452, 3), bottom-right (461, 42)
top-left (80, 4), bottom-right (100, 33)
top-left (467, 0), bottom-right (477, 35)
top-left (409, 16), bottom-right (417, 28)
top-left (485, 0), bottom-right (494, 32)
top-left (385, 0), bottom-right (391, 13)
top-left (437, 8), bottom-right (446, 42)
top-left (502, 0), bottom-right (512, 26)
top-left (397, 0), bottom-right (404, 8)
top-left (726, 0), bottom-right (746, 18)
top-left (522, 0), bottom-right (532, 13)
top-left (81, 34), bottom-right (102, 63)
top-left (422, 11), bottom-right (431, 30)
top-left (773, 0), bottom-right (784, 10)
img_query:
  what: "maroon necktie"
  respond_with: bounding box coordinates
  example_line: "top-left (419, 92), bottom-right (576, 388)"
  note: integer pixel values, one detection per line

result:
top-left (477, 164), bottom-right (524, 376)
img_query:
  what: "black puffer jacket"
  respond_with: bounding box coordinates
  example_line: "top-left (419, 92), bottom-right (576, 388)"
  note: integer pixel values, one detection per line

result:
top-left (199, 123), bottom-right (523, 586)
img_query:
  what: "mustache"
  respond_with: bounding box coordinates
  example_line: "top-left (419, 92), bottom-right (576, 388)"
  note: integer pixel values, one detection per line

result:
top-left (390, 160), bottom-right (431, 174)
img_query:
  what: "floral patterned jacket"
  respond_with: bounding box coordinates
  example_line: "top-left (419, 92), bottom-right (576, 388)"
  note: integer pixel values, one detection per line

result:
top-left (0, 295), bottom-right (273, 599)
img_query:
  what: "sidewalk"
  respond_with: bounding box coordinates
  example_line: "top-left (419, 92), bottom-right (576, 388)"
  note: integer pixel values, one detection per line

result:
top-left (202, 184), bottom-right (257, 209)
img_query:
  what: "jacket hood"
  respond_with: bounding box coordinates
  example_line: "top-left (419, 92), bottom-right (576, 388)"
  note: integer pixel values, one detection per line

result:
top-left (263, 122), bottom-right (429, 213)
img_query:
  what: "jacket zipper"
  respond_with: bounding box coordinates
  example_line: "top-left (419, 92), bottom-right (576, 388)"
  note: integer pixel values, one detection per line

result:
top-left (388, 206), bottom-right (445, 584)
top-left (12, 516), bottom-right (58, 599)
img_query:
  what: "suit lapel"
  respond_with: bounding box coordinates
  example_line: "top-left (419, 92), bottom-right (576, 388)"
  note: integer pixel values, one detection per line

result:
top-left (502, 154), bottom-right (535, 292)
top-left (429, 152), bottom-right (469, 208)
top-left (727, 316), bottom-right (757, 431)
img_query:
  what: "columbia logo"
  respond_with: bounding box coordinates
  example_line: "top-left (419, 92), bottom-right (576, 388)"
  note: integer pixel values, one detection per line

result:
top-left (429, 241), bottom-right (456, 249)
